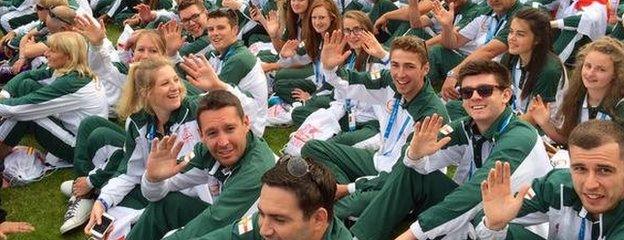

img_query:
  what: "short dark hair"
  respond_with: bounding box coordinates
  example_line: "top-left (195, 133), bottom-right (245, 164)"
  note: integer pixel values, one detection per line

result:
top-left (196, 90), bottom-right (245, 129)
top-left (261, 156), bottom-right (336, 220)
top-left (457, 60), bottom-right (511, 88)
top-left (177, 0), bottom-right (206, 12)
top-left (568, 120), bottom-right (624, 159)
top-left (390, 36), bottom-right (428, 65)
top-left (207, 8), bottom-right (239, 27)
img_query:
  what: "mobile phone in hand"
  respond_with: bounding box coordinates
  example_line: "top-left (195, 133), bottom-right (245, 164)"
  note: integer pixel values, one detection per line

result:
top-left (90, 212), bottom-right (115, 239)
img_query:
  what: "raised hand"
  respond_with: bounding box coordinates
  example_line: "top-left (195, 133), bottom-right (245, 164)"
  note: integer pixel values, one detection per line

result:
top-left (320, 30), bottom-right (351, 70)
top-left (145, 135), bottom-right (189, 182)
top-left (264, 10), bottom-right (281, 39)
top-left (180, 54), bottom-right (226, 91)
top-left (222, 0), bottom-right (242, 10)
top-left (432, 0), bottom-right (455, 28)
top-left (406, 114), bottom-right (451, 160)
top-left (134, 3), bottom-right (156, 24)
top-left (250, 6), bottom-right (266, 25)
top-left (373, 14), bottom-right (388, 35)
top-left (157, 20), bottom-right (185, 57)
top-left (122, 14), bottom-right (141, 27)
top-left (291, 88), bottom-right (311, 102)
top-left (0, 31), bottom-right (16, 48)
top-left (74, 15), bottom-right (107, 46)
top-left (527, 95), bottom-right (550, 126)
top-left (441, 76), bottom-right (459, 101)
top-left (359, 30), bottom-right (386, 59)
top-left (279, 39), bottom-right (299, 58)
top-left (481, 161), bottom-right (530, 231)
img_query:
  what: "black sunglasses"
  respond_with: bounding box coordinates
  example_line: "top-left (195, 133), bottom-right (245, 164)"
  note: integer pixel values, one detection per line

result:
top-left (459, 84), bottom-right (505, 99)
top-left (49, 10), bottom-right (72, 25)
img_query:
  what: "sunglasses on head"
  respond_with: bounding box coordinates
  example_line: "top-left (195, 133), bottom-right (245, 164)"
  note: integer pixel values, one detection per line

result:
top-left (35, 4), bottom-right (47, 11)
top-left (459, 84), bottom-right (505, 99)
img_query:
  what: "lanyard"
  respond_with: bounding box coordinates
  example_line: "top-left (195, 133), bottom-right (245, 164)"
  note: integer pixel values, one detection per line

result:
top-left (346, 53), bottom-right (356, 70)
top-left (578, 217), bottom-right (586, 240)
top-left (485, 14), bottom-right (507, 44)
top-left (468, 114), bottom-right (512, 179)
top-left (382, 99), bottom-right (411, 156)
top-left (511, 60), bottom-right (530, 112)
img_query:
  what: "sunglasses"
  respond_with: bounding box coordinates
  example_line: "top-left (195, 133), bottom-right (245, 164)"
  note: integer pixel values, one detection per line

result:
top-left (459, 84), bottom-right (505, 99)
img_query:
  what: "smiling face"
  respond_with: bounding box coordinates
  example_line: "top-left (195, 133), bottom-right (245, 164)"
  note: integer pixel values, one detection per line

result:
top-left (570, 143), bottom-right (624, 217)
top-left (461, 74), bottom-right (512, 129)
top-left (198, 106), bottom-right (250, 167)
top-left (132, 35), bottom-right (164, 62)
top-left (44, 47), bottom-right (69, 69)
top-left (582, 50), bottom-right (615, 94)
top-left (508, 18), bottom-right (536, 56)
top-left (389, 49), bottom-right (429, 101)
top-left (310, 6), bottom-right (332, 34)
top-left (207, 17), bottom-right (238, 53)
top-left (343, 17), bottom-right (365, 49)
top-left (145, 66), bottom-right (183, 115)
top-left (290, 0), bottom-right (309, 15)
top-left (258, 185), bottom-right (321, 240)
top-left (179, 5), bottom-right (208, 38)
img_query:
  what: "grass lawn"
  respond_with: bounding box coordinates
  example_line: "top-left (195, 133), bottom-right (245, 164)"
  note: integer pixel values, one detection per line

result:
top-left (2, 126), bottom-right (294, 240)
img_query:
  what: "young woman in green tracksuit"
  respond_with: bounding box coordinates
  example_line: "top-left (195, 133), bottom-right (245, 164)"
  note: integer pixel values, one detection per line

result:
top-left (273, 0), bottom-right (342, 105)
top-left (527, 36), bottom-right (624, 144)
top-left (83, 57), bottom-right (203, 240)
top-left (0, 31), bottom-right (107, 165)
top-left (61, 31), bottom-right (165, 229)
top-left (292, 10), bottom-right (387, 147)
top-left (445, 8), bottom-right (566, 120)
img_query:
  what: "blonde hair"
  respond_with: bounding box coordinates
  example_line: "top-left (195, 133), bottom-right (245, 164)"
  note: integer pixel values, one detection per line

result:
top-left (116, 57), bottom-right (187, 119)
top-left (559, 36), bottom-right (624, 138)
top-left (131, 29), bottom-right (167, 56)
top-left (46, 31), bottom-right (96, 79)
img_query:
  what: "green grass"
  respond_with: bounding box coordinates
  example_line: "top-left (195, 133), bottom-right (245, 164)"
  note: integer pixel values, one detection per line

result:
top-left (2, 126), bottom-right (293, 240)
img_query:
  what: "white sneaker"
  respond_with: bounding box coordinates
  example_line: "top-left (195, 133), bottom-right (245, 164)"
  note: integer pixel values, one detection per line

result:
top-left (60, 196), bottom-right (94, 234)
top-left (60, 180), bottom-right (73, 198)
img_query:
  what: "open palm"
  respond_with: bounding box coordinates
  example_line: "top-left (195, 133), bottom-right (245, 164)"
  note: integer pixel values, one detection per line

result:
top-left (481, 161), bottom-right (530, 230)
top-left (407, 114), bottom-right (451, 160)
top-left (145, 135), bottom-right (189, 182)
top-left (320, 30), bottom-right (351, 70)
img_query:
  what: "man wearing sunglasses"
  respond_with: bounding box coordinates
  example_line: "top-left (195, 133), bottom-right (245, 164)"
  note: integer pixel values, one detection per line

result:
top-left (196, 156), bottom-right (353, 240)
top-left (349, 60), bottom-right (552, 240)
top-left (125, 90), bottom-right (275, 240)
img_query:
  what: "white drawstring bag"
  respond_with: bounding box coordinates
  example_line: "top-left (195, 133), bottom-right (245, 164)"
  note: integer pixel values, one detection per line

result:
top-left (283, 108), bottom-right (341, 157)
top-left (2, 146), bottom-right (47, 187)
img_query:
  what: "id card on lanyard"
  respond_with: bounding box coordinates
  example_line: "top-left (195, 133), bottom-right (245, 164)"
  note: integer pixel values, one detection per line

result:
top-left (381, 98), bottom-right (412, 156)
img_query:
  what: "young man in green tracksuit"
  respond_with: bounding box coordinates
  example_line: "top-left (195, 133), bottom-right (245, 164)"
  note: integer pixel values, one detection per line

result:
top-left (351, 60), bottom-right (552, 240)
top-left (193, 156), bottom-right (353, 240)
top-left (126, 90), bottom-right (275, 240)
top-left (478, 120), bottom-right (624, 239)
top-left (182, 8), bottom-right (269, 136)
top-left (300, 35), bottom-right (449, 220)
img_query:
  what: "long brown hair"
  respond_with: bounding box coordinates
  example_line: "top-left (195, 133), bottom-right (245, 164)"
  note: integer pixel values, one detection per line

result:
top-left (302, 0), bottom-right (341, 60)
top-left (558, 37), bottom-right (624, 139)
top-left (283, 0), bottom-right (309, 40)
top-left (344, 10), bottom-right (373, 71)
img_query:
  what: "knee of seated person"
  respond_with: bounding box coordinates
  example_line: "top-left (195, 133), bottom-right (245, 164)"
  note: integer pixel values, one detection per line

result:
top-left (78, 116), bottom-right (109, 131)
top-left (86, 127), bottom-right (118, 143)
top-left (300, 139), bottom-right (324, 158)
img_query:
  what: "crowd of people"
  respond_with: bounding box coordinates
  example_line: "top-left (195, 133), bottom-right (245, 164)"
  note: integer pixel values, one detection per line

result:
top-left (0, 0), bottom-right (623, 238)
